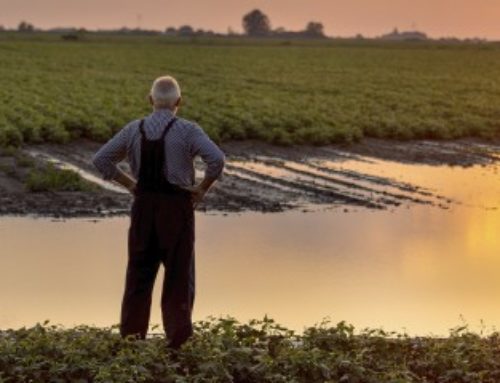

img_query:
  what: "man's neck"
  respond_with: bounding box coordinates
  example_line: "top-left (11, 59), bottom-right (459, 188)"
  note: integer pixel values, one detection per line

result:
top-left (153, 107), bottom-right (176, 114)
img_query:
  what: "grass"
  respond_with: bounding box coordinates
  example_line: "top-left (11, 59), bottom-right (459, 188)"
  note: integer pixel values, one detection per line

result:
top-left (0, 145), bottom-right (95, 192)
top-left (0, 34), bottom-right (499, 148)
top-left (26, 163), bottom-right (97, 192)
top-left (0, 317), bottom-right (499, 382)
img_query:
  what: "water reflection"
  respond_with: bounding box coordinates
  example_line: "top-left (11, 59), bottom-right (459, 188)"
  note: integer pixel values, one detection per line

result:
top-left (0, 160), bottom-right (498, 335)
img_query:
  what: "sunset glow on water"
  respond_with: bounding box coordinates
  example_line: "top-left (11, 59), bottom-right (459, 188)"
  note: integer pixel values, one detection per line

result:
top-left (1, 159), bottom-right (498, 335)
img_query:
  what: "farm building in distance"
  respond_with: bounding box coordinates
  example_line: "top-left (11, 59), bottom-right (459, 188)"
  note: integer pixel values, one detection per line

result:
top-left (381, 28), bottom-right (428, 41)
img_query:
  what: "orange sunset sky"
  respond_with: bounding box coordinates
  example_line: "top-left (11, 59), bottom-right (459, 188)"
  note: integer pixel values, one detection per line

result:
top-left (1, 0), bottom-right (499, 39)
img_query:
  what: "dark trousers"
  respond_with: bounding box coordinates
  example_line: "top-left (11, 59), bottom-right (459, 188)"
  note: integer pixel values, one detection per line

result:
top-left (120, 191), bottom-right (195, 348)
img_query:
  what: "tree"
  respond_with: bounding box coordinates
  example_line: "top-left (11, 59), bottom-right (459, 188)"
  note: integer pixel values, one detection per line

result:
top-left (18, 21), bottom-right (34, 32)
top-left (178, 25), bottom-right (194, 36)
top-left (305, 22), bottom-right (325, 38)
top-left (242, 9), bottom-right (271, 36)
top-left (165, 27), bottom-right (177, 36)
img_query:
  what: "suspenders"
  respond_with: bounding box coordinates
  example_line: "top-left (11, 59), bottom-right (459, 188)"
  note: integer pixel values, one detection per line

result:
top-left (138, 117), bottom-right (177, 141)
top-left (135, 117), bottom-right (186, 195)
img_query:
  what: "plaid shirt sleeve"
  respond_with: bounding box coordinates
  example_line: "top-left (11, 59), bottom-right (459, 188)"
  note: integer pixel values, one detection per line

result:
top-left (187, 123), bottom-right (225, 181)
top-left (92, 121), bottom-right (135, 180)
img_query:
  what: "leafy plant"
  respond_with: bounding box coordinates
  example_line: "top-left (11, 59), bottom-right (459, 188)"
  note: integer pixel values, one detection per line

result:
top-left (1, 317), bottom-right (499, 382)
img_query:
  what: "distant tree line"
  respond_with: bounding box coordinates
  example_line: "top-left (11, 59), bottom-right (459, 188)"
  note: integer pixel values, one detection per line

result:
top-left (18, 21), bottom-right (35, 32)
top-left (242, 9), bottom-right (326, 38)
top-left (164, 25), bottom-right (220, 37)
top-left (2, 11), bottom-right (486, 43)
top-left (162, 9), bottom-right (325, 39)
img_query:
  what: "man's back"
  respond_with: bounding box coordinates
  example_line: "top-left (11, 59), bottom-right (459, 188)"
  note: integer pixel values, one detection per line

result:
top-left (92, 108), bottom-right (225, 188)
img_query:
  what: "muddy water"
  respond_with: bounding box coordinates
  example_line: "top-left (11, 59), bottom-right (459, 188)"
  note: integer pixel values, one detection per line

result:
top-left (0, 158), bottom-right (499, 335)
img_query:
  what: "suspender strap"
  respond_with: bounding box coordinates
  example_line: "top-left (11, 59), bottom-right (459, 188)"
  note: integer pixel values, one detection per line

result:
top-left (160, 117), bottom-right (177, 140)
top-left (138, 117), bottom-right (177, 139)
top-left (138, 119), bottom-right (146, 136)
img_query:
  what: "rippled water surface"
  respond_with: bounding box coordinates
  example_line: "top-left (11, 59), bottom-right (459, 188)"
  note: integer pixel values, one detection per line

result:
top-left (1, 158), bottom-right (499, 335)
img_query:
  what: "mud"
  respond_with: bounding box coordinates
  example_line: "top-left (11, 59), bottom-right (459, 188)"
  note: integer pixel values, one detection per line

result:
top-left (0, 138), bottom-right (498, 218)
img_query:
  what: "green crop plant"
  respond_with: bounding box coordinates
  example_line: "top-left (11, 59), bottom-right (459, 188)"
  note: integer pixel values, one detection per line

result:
top-left (0, 34), bottom-right (499, 148)
top-left (1, 317), bottom-right (499, 382)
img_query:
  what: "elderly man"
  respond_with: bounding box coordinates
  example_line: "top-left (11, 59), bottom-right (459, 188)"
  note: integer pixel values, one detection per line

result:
top-left (92, 76), bottom-right (225, 348)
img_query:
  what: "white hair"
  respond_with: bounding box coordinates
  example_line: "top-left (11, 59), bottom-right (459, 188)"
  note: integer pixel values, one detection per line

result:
top-left (150, 76), bottom-right (181, 108)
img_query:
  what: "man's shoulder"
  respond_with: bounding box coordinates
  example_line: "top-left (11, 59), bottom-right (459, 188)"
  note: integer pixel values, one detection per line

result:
top-left (174, 116), bottom-right (199, 129)
top-left (173, 117), bottom-right (205, 137)
top-left (124, 117), bottom-right (152, 137)
top-left (113, 118), bottom-right (142, 147)
top-left (124, 118), bottom-right (143, 131)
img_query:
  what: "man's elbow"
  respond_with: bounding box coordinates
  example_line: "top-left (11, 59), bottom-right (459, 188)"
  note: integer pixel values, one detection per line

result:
top-left (91, 152), bottom-right (100, 169)
top-left (206, 152), bottom-right (225, 181)
top-left (218, 151), bottom-right (226, 168)
top-left (92, 153), bottom-right (112, 180)
top-left (217, 152), bottom-right (226, 181)
top-left (215, 151), bottom-right (226, 177)
top-left (92, 153), bottom-right (103, 173)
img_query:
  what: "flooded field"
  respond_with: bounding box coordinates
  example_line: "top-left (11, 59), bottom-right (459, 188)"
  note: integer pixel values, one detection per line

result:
top-left (2, 138), bottom-right (498, 216)
top-left (1, 153), bottom-right (498, 335)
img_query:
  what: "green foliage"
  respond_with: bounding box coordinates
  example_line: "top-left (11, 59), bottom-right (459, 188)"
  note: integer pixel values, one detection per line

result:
top-left (0, 36), bottom-right (500, 148)
top-left (0, 124), bottom-right (23, 147)
top-left (26, 163), bottom-right (97, 192)
top-left (1, 317), bottom-right (499, 382)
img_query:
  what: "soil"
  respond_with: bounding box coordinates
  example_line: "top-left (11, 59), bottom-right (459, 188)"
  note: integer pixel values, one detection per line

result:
top-left (0, 138), bottom-right (498, 218)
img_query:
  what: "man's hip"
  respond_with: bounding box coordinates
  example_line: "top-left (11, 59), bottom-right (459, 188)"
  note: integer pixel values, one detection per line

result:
top-left (129, 190), bottom-right (194, 255)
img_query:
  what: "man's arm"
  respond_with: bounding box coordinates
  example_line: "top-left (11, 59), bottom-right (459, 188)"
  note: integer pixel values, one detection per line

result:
top-left (185, 124), bottom-right (225, 205)
top-left (113, 170), bottom-right (137, 194)
top-left (184, 175), bottom-right (218, 206)
top-left (92, 122), bottom-right (137, 194)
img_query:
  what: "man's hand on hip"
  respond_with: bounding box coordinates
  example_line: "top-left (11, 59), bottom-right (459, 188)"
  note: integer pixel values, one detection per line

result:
top-left (112, 169), bottom-right (137, 196)
top-left (182, 176), bottom-right (218, 208)
top-left (127, 183), bottom-right (137, 196)
top-left (183, 184), bottom-right (208, 207)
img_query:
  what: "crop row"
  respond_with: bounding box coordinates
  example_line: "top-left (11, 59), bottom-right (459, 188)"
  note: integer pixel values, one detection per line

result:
top-left (1, 37), bottom-right (499, 147)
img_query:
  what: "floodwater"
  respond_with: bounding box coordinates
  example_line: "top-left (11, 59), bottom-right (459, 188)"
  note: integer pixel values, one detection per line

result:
top-left (0, 157), bottom-right (499, 336)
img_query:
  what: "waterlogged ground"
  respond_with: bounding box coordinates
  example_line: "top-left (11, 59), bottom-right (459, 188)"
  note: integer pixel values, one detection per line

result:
top-left (0, 146), bottom-right (498, 335)
top-left (0, 138), bottom-right (498, 216)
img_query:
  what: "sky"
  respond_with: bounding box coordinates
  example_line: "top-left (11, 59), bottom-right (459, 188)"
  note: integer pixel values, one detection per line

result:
top-left (1, 0), bottom-right (500, 39)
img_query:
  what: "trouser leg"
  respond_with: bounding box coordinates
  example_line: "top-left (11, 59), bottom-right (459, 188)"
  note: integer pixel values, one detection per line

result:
top-left (120, 196), bottom-right (159, 340)
top-left (120, 253), bottom-right (160, 339)
top-left (161, 208), bottom-right (195, 349)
